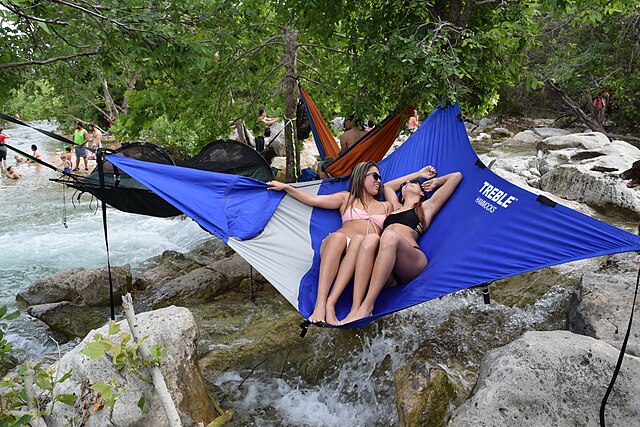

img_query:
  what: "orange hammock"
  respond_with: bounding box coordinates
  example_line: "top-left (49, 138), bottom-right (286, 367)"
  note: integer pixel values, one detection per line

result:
top-left (299, 87), bottom-right (412, 177)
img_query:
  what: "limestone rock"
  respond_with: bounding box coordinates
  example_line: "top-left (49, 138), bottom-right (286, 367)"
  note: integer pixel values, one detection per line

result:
top-left (491, 127), bottom-right (512, 138)
top-left (570, 270), bottom-right (640, 357)
top-left (537, 131), bottom-right (609, 152)
top-left (27, 301), bottom-right (108, 339)
top-left (210, 252), bottom-right (265, 288)
top-left (17, 265), bottom-right (132, 307)
top-left (449, 331), bottom-right (640, 427)
top-left (135, 250), bottom-right (206, 290)
top-left (46, 306), bottom-right (217, 427)
top-left (151, 267), bottom-right (226, 308)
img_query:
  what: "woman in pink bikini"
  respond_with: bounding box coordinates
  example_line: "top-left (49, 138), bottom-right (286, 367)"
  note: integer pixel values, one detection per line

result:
top-left (340, 166), bottom-right (461, 324)
top-left (268, 162), bottom-right (394, 324)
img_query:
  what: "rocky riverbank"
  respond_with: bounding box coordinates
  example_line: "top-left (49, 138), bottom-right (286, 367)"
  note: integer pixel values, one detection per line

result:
top-left (13, 121), bottom-right (640, 426)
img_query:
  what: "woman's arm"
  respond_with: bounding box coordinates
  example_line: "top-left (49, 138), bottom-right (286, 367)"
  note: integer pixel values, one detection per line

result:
top-left (382, 165), bottom-right (436, 207)
top-left (421, 172), bottom-right (462, 228)
top-left (267, 181), bottom-right (347, 210)
top-left (384, 165), bottom-right (436, 193)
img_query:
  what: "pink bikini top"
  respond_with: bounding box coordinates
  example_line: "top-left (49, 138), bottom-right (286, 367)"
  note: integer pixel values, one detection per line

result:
top-left (341, 203), bottom-right (388, 231)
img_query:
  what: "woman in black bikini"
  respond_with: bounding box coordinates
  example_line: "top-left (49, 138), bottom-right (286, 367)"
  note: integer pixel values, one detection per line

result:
top-left (340, 165), bottom-right (462, 324)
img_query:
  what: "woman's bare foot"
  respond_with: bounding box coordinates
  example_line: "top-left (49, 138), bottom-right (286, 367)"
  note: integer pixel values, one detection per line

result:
top-left (325, 304), bottom-right (339, 325)
top-left (338, 310), bottom-right (358, 325)
top-left (309, 305), bottom-right (326, 324)
top-left (341, 306), bottom-right (372, 325)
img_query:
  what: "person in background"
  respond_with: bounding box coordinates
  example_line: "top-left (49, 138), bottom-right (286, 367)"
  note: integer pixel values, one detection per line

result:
top-left (88, 123), bottom-right (102, 150)
top-left (61, 146), bottom-right (72, 174)
top-left (73, 121), bottom-right (90, 171)
top-left (259, 109), bottom-right (278, 126)
top-left (6, 165), bottom-right (21, 179)
top-left (407, 110), bottom-right (420, 133)
top-left (31, 144), bottom-right (42, 161)
top-left (0, 128), bottom-right (8, 169)
top-left (364, 119), bottom-right (375, 132)
top-left (339, 116), bottom-right (367, 152)
top-left (14, 155), bottom-right (28, 164)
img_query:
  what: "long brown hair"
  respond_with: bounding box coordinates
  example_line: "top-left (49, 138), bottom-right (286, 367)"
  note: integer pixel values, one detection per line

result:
top-left (347, 161), bottom-right (378, 210)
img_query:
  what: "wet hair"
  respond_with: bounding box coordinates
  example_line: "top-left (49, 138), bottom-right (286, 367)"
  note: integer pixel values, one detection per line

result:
top-left (7, 166), bottom-right (12, 172)
top-left (347, 161), bottom-right (378, 210)
top-left (65, 146), bottom-right (71, 153)
top-left (259, 109), bottom-right (265, 116)
top-left (31, 144), bottom-right (37, 151)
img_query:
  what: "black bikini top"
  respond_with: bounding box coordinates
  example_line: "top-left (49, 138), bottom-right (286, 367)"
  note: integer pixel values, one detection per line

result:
top-left (383, 208), bottom-right (425, 235)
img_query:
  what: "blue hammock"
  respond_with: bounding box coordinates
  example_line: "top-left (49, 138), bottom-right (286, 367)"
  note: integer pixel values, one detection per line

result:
top-left (107, 102), bottom-right (640, 328)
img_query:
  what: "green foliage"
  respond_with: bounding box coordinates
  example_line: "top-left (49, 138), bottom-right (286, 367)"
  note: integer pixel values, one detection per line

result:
top-left (2, 80), bottom-right (64, 122)
top-left (0, 305), bottom-right (20, 369)
top-left (112, 114), bottom-right (203, 159)
top-left (530, 1), bottom-right (640, 131)
top-left (0, 362), bottom-right (73, 424)
top-left (80, 320), bottom-right (167, 410)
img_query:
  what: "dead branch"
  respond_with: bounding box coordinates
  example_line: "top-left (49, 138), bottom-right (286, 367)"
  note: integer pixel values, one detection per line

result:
top-left (122, 294), bottom-right (182, 427)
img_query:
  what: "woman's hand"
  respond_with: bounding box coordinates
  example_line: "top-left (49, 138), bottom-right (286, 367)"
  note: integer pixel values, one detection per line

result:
top-left (420, 165), bottom-right (436, 179)
top-left (267, 181), bottom-right (290, 191)
top-left (422, 177), bottom-right (441, 193)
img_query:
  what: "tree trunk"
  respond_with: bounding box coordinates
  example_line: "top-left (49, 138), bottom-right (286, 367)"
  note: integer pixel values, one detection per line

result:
top-left (101, 78), bottom-right (118, 127)
top-left (283, 26), bottom-right (300, 182)
top-left (233, 119), bottom-right (250, 145)
top-left (121, 67), bottom-right (142, 115)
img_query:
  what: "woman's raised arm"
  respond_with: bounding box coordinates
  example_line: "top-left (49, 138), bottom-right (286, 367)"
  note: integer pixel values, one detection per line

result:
top-left (267, 181), bottom-right (347, 210)
top-left (383, 165), bottom-right (436, 206)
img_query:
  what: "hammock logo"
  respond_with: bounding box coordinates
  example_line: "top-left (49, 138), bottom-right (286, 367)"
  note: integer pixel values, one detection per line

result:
top-left (475, 181), bottom-right (518, 214)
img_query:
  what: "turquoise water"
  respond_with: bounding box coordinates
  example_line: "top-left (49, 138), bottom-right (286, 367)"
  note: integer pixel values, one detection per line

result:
top-left (0, 122), bottom-right (209, 356)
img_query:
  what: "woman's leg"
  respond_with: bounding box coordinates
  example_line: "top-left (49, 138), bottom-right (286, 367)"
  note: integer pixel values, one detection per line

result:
top-left (340, 234), bottom-right (380, 324)
top-left (347, 230), bottom-right (427, 323)
top-left (325, 234), bottom-right (365, 325)
top-left (309, 231), bottom-right (348, 323)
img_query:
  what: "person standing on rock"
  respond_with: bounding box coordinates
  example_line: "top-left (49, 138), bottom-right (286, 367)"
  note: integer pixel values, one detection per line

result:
top-left (0, 128), bottom-right (9, 169)
top-left (88, 123), bottom-right (103, 151)
top-left (73, 121), bottom-right (90, 171)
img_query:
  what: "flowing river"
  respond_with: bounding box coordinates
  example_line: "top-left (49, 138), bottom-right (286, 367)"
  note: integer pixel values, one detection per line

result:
top-left (0, 122), bottom-right (210, 356)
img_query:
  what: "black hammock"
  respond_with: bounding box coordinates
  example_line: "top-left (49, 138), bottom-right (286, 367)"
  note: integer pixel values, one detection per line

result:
top-left (56, 139), bottom-right (274, 218)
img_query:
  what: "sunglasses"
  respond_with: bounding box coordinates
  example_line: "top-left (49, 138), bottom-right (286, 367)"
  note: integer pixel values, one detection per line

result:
top-left (366, 172), bottom-right (382, 181)
top-left (400, 179), bottom-right (421, 189)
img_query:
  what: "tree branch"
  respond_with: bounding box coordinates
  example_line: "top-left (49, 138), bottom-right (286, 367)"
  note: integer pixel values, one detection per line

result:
top-left (1, 2), bottom-right (68, 25)
top-left (236, 35), bottom-right (284, 60)
top-left (297, 43), bottom-right (346, 54)
top-left (0, 49), bottom-right (98, 69)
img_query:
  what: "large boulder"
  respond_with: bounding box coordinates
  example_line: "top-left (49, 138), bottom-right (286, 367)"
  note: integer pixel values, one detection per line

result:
top-left (536, 139), bottom-right (640, 213)
top-left (17, 265), bottom-right (132, 307)
top-left (570, 267), bottom-right (640, 357)
top-left (135, 250), bottom-right (206, 290)
top-left (150, 267), bottom-right (227, 308)
top-left (449, 331), bottom-right (640, 427)
top-left (27, 301), bottom-right (109, 339)
top-left (46, 306), bottom-right (217, 427)
top-left (537, 131), bottom-right (609, 152)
